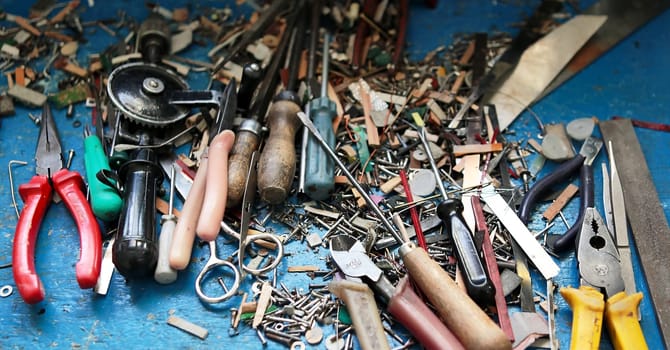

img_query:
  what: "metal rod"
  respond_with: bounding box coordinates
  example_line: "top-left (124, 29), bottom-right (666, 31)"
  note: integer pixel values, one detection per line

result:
top-left (296, 112), bottom-right (403, 244)
top-left (320, 33), bottom-right (330, 98)
top-left (417, 127), bottom-right (448, 200)
top-left (168, 165), bottom-right (176, 216)
top-left (8, 160), bottom-right (28, 219)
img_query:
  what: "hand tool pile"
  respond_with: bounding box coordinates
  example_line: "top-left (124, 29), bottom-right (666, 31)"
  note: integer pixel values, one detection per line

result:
top-left (1, 0), bottom-right (667, 349)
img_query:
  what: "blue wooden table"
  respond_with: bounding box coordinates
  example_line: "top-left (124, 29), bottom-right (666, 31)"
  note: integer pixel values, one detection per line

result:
top-left (0, 1), bottom-right (668, 349)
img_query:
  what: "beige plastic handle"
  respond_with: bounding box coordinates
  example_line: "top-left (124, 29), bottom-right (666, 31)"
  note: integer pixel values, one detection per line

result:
top-left (197, 130), bottom-right (235, 241)
top-left (169, 156), bottom-right (208, 270)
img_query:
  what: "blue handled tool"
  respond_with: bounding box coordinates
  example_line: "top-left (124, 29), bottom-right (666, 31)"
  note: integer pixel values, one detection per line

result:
top-left (303, 32), bottom-right (337, 200)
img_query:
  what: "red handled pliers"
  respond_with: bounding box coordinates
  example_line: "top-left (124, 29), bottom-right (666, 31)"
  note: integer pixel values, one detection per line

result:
top-left (13, 103), bottom-right (102, 304)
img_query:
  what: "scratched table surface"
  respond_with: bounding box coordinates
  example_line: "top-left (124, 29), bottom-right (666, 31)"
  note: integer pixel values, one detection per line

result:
top-left (0, 0), bottom-right (669, 349)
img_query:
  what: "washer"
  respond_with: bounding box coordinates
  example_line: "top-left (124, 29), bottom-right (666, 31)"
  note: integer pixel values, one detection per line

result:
top-left (0, 285), bottom-right (13, 297)
top-left (409, 168), bottom-right (437, 197)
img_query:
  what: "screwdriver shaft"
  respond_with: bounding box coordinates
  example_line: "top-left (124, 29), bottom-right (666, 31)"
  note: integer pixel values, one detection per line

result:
top-left (320, 33), bottom-right (330, 98)
top-left (297, 112), bottom-right (402, 243)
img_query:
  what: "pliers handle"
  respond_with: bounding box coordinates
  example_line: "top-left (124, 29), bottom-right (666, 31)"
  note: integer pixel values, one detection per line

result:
top-left (13, 169), bottom-right (102, 304)
top-left (518, 154), bottom-right (595, 252)
top-left (561, 208), bottom-right (647, 350)
top-left (561, 286), bottom-right (647, 350)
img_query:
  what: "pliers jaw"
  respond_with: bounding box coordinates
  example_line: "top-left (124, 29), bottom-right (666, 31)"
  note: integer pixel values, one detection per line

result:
top-left (576, 207), bottom-right (625, 298)
top-left (35, 103), bottom-right (64, 179)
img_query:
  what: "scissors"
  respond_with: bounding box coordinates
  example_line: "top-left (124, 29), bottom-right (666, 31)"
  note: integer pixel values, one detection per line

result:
top-left (195, 152), bottom-right (284, 303)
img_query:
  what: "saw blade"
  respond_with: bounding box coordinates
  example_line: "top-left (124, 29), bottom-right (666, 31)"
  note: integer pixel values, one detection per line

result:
top-left (540, 0), bottom-right (670, 99)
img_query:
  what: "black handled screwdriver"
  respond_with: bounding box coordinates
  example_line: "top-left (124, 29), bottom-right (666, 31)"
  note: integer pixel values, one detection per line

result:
top-left (415, 118), bottom-right (494, 305)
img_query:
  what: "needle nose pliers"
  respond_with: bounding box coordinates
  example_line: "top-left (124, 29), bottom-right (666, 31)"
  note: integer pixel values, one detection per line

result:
top-left (13, 103), bottom-right (102, 304)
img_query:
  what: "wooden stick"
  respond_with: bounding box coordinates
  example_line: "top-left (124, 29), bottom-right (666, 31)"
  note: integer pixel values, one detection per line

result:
top-left (359, 83), bottom-right (380, 147)
top-left (543, 183), bottom-right (579, 222)
top-left (452, 143), bottom-right (503, 157)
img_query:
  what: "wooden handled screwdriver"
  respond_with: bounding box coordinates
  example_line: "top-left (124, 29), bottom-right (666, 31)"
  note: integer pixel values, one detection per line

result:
top-left (227, 7), bottom-right (296, 208)
top-left (296, 111), bottom-right (511, 350)
top-left (257, 3), bottom-right (306, 205)
top-left (167, 82), bottom-right (237, 269)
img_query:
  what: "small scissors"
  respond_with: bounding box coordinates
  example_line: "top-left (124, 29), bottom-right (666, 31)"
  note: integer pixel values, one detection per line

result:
top-left (195, 152), bottom-right (284, 303)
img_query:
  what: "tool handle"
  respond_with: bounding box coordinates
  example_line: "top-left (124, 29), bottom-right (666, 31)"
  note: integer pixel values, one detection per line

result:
top-left (561, 285), bottom-right (605, 350)
top-left (387, 276), bottom-right (465, 350)
top-left (113, 149), bottom-right (162, 278)
top-left (13, 176), bottom-right (52, 304)
top-left (399, 243), bottom-right (511, 350)
top-left (518, 154), bottom-right (585, 224)
top-left (154, 215), bottom-right (178, 284)
top-left (551, 162), bottom-right (594, 251)
top-left (52, 169), bottom-right (103, 289)
top-left (436, 199), bottom-right (494, 304)
top-left (258, 99), bottom-right (302, 204)
top-left (197, 130), bottom-right (236, 241)
top-left (169, 157), bottom-right (208, 270)
top-left (606, 291), bottom-right (648, 350)
top-left (472, 196), bottom-right (514, 341)
top-left (238, 63), bottom-right (262, 112)
top-left (84, 135), bottom-right (123, 222)
top-left (303, 99), bottom-right (337, 200)
top-left (227, 127), bottom-right (261, 208)
top-left (329, 280), bottom-right (391, 350)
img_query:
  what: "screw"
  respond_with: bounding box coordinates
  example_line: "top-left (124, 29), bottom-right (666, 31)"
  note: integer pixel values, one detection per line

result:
top-left (66, 149), bottom-right (75, 169)
top-left (27, 113), bottom-right (40, 125)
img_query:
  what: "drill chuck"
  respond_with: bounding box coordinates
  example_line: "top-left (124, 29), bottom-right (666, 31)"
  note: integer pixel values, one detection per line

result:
top-left (137, 13), bottom-right (171, 64)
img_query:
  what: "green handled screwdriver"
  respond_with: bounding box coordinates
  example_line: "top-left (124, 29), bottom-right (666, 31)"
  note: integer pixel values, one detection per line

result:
top-left (84, 125), bottom-right (122, 222)
top-left (303, 32), bottom-right (337, 200)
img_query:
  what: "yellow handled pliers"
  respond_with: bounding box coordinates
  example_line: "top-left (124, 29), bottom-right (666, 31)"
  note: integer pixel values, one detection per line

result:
top-left (560, 207), bottom-right (647, 350)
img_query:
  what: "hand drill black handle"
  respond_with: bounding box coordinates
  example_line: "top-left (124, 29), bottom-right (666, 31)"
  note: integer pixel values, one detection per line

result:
top-left (113, 146), bottom-right (163, 278)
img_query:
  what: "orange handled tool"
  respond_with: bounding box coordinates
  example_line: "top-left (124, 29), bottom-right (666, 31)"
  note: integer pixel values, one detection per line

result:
top-left (13, 104), bottom-right (102, 304)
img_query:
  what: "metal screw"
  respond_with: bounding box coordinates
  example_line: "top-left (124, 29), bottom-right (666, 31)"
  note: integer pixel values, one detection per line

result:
top-left (27, 112), bottom-right (40, 125)
top-left (66, 149), bottom-right (75, 169)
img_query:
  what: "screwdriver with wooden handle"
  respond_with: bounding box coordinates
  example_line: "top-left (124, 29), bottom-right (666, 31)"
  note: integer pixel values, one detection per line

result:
top-left (297, 111), bottom-right (511, 350)
top-left (167, 82), bottom-right (237, 269)
top-left (226, 7), bottom-right (296, 208)
top-left (257, 3), bottom-right (306, 205)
